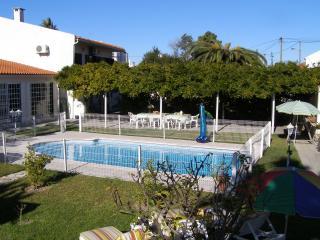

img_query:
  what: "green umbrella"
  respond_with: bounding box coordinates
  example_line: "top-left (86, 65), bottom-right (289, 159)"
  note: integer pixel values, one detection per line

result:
top-left (276, 100), bottom-right (320, 144)
top-left (276, 100), bottom-right (320, 116)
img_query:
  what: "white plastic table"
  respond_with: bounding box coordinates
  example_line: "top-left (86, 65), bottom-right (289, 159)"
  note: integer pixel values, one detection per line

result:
top-left (136, 113), bottom-right (161, 128)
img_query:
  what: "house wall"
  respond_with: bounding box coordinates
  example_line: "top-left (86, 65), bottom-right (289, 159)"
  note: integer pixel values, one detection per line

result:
top-left (0, 75), bottom-right (58, 124)
top-left (75, 42), bottom-right (114, 63)
top-left (305, 50), bottom-right (320, 68)
top-left (305, 51), bottom-right (320, 123)
top-left (0, 17), bottom-right (75, 72)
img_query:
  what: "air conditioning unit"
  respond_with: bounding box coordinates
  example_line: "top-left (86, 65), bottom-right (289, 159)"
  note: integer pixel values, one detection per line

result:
top-left (36, 45), bottom-right (50, 54)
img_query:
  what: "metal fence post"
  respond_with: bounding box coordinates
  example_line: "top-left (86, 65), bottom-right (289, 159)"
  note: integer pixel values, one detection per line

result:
top-left (2, 132), bottom-right (7, 163)
top-left (260, 129), bottom-right (264, 158)
top-left (163, 122), bottom-right (166, 140)
top-left (212, 119), bottom-right (215, 143)
top-left (63, 112), bottom-right (67, 132)
top-left (63, 139), bottom-right (67, 172)
top-left (249, 138), bottom-right (253, 156)
top-left (137, 145), bottom-right (142, 182)
top-left (104, 94), bottom-right (108, 128)
top-left (79, 114), bottom-right (82, 132)
top-left (118, 115), bottom-right (121, 135)
top-left (268, 122), bottom-right (272, 147)
top-left (231, 152), bottom-right (237, 184)
top-left (32, 115), bottom-right (36, 136)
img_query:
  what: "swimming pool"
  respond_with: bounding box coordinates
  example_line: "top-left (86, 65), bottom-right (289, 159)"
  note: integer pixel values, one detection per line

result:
top-left (32, 139), bottom-right (238, 177)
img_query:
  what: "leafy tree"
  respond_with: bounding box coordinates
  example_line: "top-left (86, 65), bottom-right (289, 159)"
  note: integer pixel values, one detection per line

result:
top-left (40, 17), bottom-right (58, 30)
top-left (190, 32), bottom-right (267, 66)
top-left (197, 31), bottom-right (221, 44)
top-left (56, 59), bottom-right (320, 117)
top-left (56, 62), bottom-right (126, 99)
top-left (170, 33), bottom-right (193, 60)
top-left (141, 47), bottom-right (178, 64)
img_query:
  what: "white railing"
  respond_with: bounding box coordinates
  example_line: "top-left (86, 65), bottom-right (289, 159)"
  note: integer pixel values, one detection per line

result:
top-left (79, 113), bottom-right (269, 145)
top-left (241, 121), bottom-right (272, 166)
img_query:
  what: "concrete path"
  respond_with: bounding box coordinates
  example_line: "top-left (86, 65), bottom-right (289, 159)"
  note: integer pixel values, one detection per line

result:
top-left (0, 171), bottom-right (25, 185)
top-left (295, 140), bottom-right (320, 175)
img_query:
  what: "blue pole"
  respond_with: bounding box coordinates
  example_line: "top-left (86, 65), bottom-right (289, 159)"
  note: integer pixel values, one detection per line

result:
top-left (196, 103), bottom-right (208, 143)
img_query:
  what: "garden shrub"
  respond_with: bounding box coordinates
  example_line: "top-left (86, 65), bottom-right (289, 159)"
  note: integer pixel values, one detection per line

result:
top-left (24, 146), bottom-right (52, 188)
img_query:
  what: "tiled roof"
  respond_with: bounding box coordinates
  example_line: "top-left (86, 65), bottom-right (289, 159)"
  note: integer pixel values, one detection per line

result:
top-left (0, 59), bottom-right (56, 75)
top-left (76, 36), bottom-right (125, 52)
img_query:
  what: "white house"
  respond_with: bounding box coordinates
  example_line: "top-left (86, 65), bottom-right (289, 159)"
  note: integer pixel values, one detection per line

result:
top-left (0, 8), bottom-right (127, 123)
top-left (0, 59), bottom-right (57, 126)
top-left (305, 52), bottom-right (320, 123)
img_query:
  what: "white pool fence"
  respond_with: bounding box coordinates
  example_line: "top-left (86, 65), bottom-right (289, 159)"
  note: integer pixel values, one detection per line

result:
top-left (0, 118), bottom-right (271, 191)
top-left (79, 113), bottom-right (269, 144)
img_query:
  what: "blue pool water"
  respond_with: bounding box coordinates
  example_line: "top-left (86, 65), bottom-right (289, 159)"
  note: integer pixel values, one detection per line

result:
top-left (33, 140), bottom-right (237, 176)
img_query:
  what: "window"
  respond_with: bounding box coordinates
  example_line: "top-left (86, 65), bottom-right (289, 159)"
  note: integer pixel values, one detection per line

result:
top-left (0, 83), bottom-right (21, 120)
top-left (31, 83), bottom-right (54, 117)
top-left (74, 53), bottom-right (83, 65)
top-left (8, 84), bottom-right (21, 111)
top-left (0, 84), bottom-right (8, 119)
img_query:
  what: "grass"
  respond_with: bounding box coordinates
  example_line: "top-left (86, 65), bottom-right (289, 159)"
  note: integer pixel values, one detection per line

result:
top-left (0, 163), bottom-right (24, 177)
top-left (14, 122), bottom-right (78, 138)
top-left (0, 171), bottom-right (139, 240)
top-left (82, 126), bottom-right (250, 144)
top-left (255, 134), bottom-right (303, 173)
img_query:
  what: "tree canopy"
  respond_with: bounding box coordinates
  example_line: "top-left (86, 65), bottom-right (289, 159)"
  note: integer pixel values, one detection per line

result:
top-left (189, 32), bottom-right (267, 66)
top-left (56, 61), bottom-right (320, 102)
top-left (40, 17), bottom-right (58, 30)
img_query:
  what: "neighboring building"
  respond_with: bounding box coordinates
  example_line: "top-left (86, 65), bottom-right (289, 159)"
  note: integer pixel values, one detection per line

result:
top-left (305, 51), bottom-right (320, 123)
top-left (0, 8), bottom-right (127, 122)
top-left (0, 59), bottom-right (57, 125)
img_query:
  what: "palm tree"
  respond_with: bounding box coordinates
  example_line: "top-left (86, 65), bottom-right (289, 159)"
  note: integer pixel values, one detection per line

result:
top-left (189, 39), bottom-right (267, 66)
top-left (40, 18), bottom-right (58, 30)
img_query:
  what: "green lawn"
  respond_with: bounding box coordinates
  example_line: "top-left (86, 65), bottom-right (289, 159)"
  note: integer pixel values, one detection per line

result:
top-left (14, 122), bottom-right (78, 138)
top-left (255, 134), bottom-right (303, 173)
top-left (82, 126), bottom-right (250, 143)
top-left (0, 172), bottom-right (139, 240)
top-left (0, 163), bottom-right (24, 177)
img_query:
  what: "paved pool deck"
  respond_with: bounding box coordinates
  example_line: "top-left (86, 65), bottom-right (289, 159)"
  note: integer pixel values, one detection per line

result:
top-left (294, 140), bottom-right (320, 175)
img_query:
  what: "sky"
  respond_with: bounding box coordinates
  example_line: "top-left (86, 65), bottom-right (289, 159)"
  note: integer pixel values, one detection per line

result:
top-left (1, 0), bottom-right (320, 64)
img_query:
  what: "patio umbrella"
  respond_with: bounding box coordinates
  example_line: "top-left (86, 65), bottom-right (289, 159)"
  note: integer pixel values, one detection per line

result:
top-left (254, 167), bottom-right (320, 236)
top-left (276, 100), bottom-right (320, 116)
top-left (276, 100), bottom-right (320, 142)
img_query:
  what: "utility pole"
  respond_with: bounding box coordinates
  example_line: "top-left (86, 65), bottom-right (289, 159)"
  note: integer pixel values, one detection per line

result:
top-left (298, 41), bottom-right (302, 64)
top-left (279, 37), bottom-right (283, 62)
top-left (270, 52), bottom-right (274, 66)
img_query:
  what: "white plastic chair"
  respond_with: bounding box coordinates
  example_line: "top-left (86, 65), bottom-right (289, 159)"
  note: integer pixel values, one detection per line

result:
top-left (185, 114), bottom-right (199, 129)
top-left (234, 212), bottom-right (285, 240)
top-left (129, 112), bottom-right (145, 128)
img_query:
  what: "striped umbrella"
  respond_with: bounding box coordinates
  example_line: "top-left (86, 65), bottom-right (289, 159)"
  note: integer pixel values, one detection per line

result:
top-left (254, 167), bottom-right (320, 235)
top-left (276, 100), bottom-right (320, 116)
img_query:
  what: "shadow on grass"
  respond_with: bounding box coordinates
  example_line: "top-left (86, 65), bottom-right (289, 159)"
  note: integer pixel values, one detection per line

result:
top-left (43, 170), bottom-right (78, 186)
top-left (0, 170), bottom-right (77, 224)
top-left (0, 180), bottom-right (38, 224)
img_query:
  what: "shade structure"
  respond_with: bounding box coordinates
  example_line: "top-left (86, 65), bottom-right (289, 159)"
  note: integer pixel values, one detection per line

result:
top-left (254, 167), bottom-right (320, 218)
top-left (276, 100), bottom-right (320, 116)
